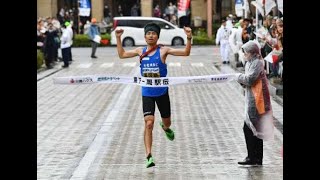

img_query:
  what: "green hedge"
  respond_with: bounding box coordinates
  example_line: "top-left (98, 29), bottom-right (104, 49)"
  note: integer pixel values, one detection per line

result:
top-left (72, 34), bottom-right (111, 47)
top-left (212, 23), bottom-right (220, 38)
top-left (192, 27), bottom-right (216, 45)
top-left (37, 50), bottom-right (44, 69)
top-left (193, 36), bottom-right (215, 45)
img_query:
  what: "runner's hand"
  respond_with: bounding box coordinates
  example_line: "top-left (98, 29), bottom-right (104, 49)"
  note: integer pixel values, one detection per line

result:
top-left (183, 26), bottom-right (192, 38)
top-left (115, 29), bottom-right (124, 38)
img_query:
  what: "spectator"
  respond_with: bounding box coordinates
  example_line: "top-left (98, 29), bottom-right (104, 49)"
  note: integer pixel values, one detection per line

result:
top-left (229, 19), bottom-right (245, 66)
top-left (44, 23), bottom-right (58, 69)
top-left (242, 18), bottom-right (251, 44)
top-left (104, 5), bottom-right (110, 18)
top-left (131, 4), bottom-right (139, 16)
top-left (170, 15), bottom-right (177, 25)
top-left (83, 20), bottom-right (91, 35)
top-left (118, 5), bottom-right (123, 16)
top-left (164, 5), bottom-right (170, 21)
top-left (215, 19), bottom-right (232, 64)
top-left (226, 14), bottom-right (233, 29)
top-left (58, 7), bottom-right (65, 23)
top-left (88, 18), bottom-right (100, 58)
top-left (60, 23), bottom-right (72, 68)
top-left (270, 18), bottom-right (283, 80)
top-left (236, 40), bottom-right (274, 166)
top-left (65, 21), bottom-right (74, 62)
top-left (256, 20), bottom-right (269, 58)
top-left (51, 17), bottom-right (61, 32)
top-left (37, 21), bottom-right (46, 51)
top-left (153, 5), bottom-right (161, 17)
top-left (168, 2), bottom-right (176, 21)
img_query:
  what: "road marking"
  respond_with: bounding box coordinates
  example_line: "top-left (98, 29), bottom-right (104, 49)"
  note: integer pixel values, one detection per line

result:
top-left (123, 62), bottom-right (137, 67)
top-left (77, 63), bottom-right (92, 68)
top-left (191, 62), bottom-right (204, 67)
top-left (100, 63), bottom-right (114, 68)
top-left (70, 67), bottom-right (139, 180)
top-left (168, 62), bottom-right (181, 67)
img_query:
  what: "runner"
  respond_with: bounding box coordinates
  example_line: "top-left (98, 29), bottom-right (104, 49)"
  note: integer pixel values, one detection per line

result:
top-left (115, 22), bottom-right (192, 168)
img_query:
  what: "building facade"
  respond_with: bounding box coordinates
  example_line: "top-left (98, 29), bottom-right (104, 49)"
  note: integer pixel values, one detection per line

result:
top-left (37, 0), bottom-right (236, 23)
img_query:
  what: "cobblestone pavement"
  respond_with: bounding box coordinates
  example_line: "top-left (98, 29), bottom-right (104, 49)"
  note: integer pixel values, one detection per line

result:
top-left (37, 46), bottom-right (283, 180)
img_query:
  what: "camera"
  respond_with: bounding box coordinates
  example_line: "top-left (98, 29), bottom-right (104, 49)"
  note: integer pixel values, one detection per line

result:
top-left (236, 61), bottom-right (244, 67)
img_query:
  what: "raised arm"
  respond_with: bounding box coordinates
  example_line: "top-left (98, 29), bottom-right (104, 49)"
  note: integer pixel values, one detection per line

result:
top-left (115, 29), bottom-right (141, 58)
top-left (166, 27), bottom-right (192, 56)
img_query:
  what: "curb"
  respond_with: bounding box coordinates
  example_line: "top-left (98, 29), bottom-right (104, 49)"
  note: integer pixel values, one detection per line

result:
top-left (37, 62), bottom-right (63, 81)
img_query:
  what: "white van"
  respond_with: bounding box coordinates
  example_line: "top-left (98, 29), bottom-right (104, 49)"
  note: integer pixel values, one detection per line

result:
top-left (110, 16), bottom-right (190, 46)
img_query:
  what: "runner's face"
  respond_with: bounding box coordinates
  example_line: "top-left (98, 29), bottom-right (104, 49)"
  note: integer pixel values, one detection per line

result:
top-left (145, 31), bottom-right (159, 44)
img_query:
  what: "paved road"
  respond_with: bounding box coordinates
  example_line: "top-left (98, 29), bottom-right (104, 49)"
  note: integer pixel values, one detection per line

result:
top-left (37, 46), bottom-right (283, 180)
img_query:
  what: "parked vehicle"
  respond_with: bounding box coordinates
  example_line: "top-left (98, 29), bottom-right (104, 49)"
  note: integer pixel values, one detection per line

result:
top-left (110, 16), bottom-right (190, 46)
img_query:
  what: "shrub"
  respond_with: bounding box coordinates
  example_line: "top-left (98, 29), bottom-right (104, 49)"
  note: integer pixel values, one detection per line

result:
top-left (212, 23), bottom-right (220, 38)
top-left (37, 50), bottom-right (44, 69)
top-left (192, 27), bottom-right (216, 45)
top-left (193, 36), bottom-right (215, 45)
top-left (193, 27), bottom-right (207, 37)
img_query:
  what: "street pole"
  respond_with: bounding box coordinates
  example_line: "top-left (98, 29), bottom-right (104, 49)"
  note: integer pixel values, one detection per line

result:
top-left (78, 0), bottom-right (80, 34)
top-left (207, 0), bottom-right (212, 39)
top-left (243, 0), bottom-right (247, 18)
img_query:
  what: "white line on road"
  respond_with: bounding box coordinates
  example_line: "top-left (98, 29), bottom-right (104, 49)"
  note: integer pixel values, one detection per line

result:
top-left (123, 62), bottom-right (137, 67)
top-left (100, 63), bottom-right (114, 68)
top-left (77, 63), bottom-right (93, 68)
top-left (168, 62), bottom-right (181, 67)
top-left (70, 67), bottom-right (139, 180)
top-left (191, 62), bottom-right (204, 67)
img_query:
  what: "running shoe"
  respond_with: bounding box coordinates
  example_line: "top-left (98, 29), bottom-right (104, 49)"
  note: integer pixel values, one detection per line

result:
top-left (160, 122), bottom-right (175, 141)
top-left (146, 156), bottom-right (155, 168)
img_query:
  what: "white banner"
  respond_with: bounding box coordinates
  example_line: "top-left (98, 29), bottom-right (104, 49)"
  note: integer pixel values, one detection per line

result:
top-left (53, 74), bottom-right (239, 87)
top-left (251, 0), bottom-right (276, 17)
top-left (265, 0), bottom-right (277, 16)
top-left (243, 0), bottom-right (250, 13)
top-left (235, 0), bottom-right (244, 17)
top-left (79, 8), bottom-right (91, 17)
top-left (177, 0), bottom-right (191, 18)
top-left (79, 0), bottom-right (91, 16)
top-left (251, 0), bottom-right (265, 16)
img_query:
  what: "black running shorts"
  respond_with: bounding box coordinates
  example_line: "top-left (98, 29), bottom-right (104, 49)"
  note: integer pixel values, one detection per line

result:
top-left (142, 90), bottom-right (171, 118)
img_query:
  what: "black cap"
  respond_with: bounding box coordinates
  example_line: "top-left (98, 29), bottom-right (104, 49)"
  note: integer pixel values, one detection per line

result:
top-left (144, 22), bottom-right (161, 37)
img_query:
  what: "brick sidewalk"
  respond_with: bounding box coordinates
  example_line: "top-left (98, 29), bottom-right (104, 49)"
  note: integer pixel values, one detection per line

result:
top-left (37, 47), bottom-right (283, 179)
